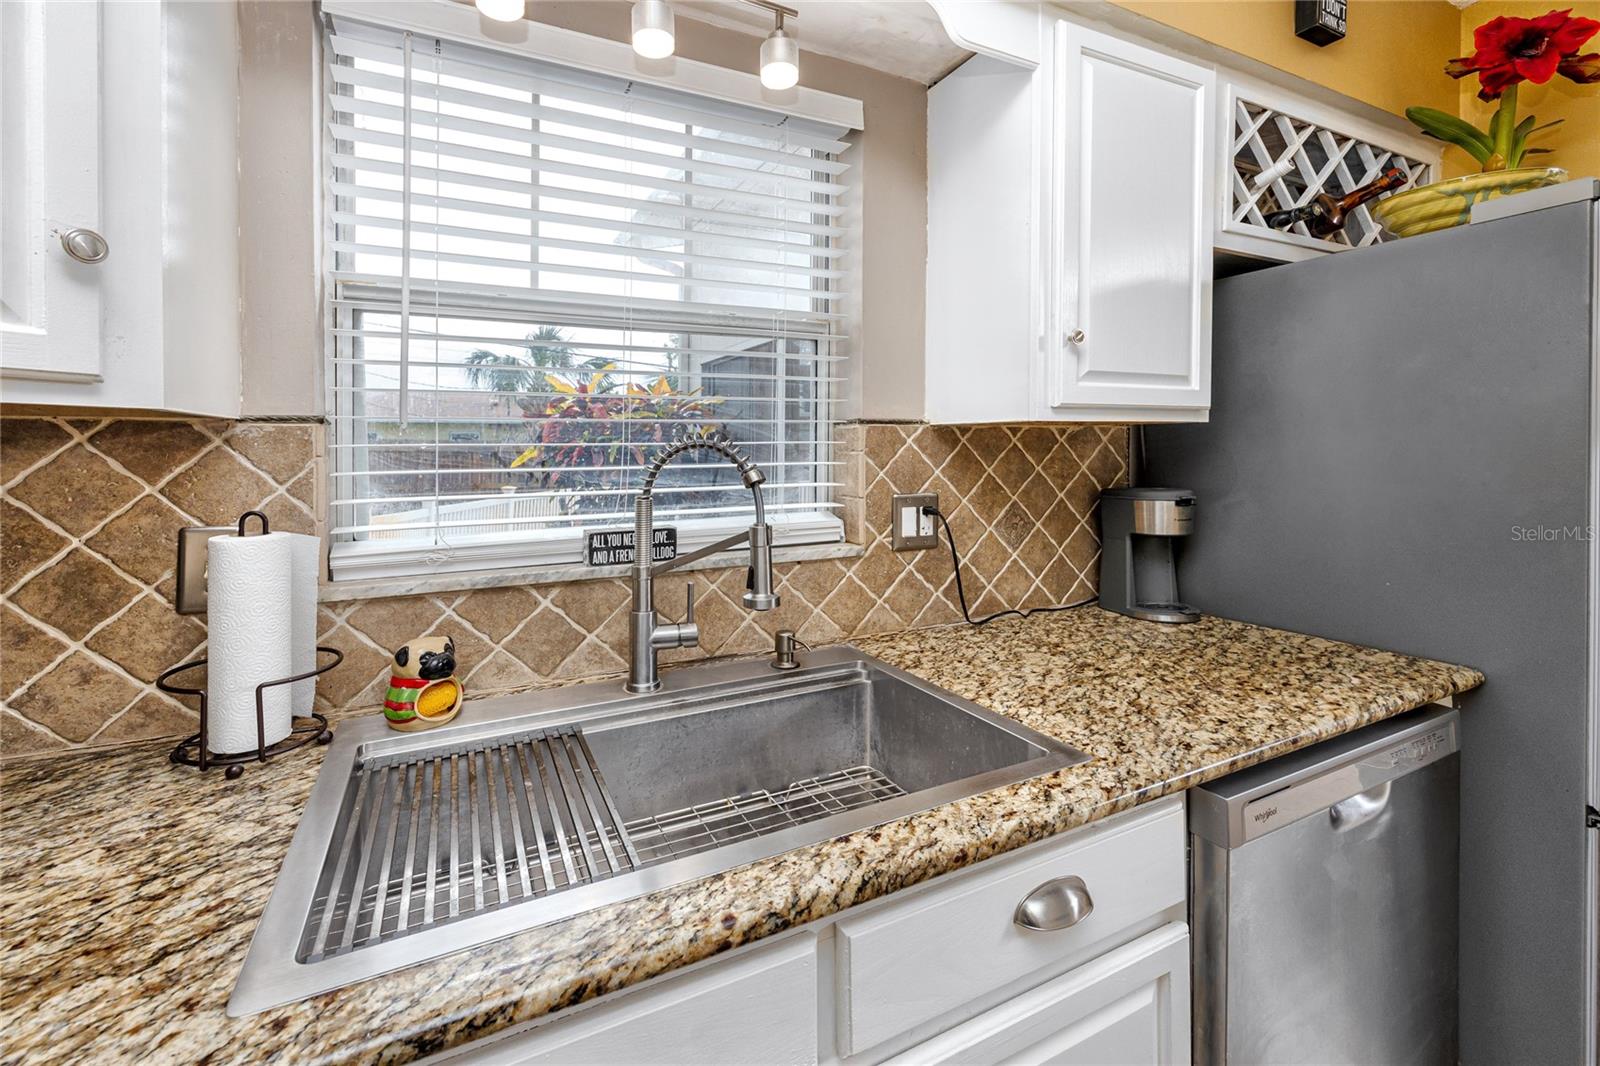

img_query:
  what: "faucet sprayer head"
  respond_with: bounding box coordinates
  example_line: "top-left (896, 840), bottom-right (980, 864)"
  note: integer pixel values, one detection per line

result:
top-left (743, 521), bottom-right (780, 611)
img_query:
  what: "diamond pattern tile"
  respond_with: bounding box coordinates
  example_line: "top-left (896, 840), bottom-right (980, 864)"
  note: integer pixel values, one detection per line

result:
top-left (1, 417), bottom-right (319, 757)
top-left (1, 417), bottom-right (1128, 760)
top-left (160, 446), bottom-right (275, 525)
top-left (8, 445), bottom-right (142, 538)
top-left (1, 499), bottom-right (70, 594)
top-left (2, 606), bottom-right (68, 700)
top-left (8, 652), bottom-right (142, 742)
top-left (87, 421), bottom-right (214, 485)
top-left (85, 495), bottom-right (193, 586)
top-left (12, 549), bottom-right (140, 641)
top-left (0, 419), bottom-right (72, 484)
top-left (85, 595), bottom-right (207, 684)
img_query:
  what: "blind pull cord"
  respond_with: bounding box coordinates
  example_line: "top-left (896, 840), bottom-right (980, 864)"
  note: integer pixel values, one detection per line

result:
top-left (398, 30), bottom-right (413, 431)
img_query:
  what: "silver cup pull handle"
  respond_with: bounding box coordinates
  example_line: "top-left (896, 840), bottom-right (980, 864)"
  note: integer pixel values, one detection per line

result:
top-left (58, 227), bottom-right (109, 264)
top-left (1013, 875), bottom-right (1094, 931)
top-left (1329, 781), bottom-right (1392, 831)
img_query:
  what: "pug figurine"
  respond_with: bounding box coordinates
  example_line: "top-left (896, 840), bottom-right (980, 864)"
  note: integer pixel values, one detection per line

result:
top-left (383, 635), bottom-right (464, 732)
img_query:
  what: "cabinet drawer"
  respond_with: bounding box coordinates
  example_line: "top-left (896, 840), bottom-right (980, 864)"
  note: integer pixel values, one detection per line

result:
top-left (446, 932), bottom-right (818, 1065)
top-left (885, 923), bottom-right (1191, 1065)
top-left (834, 798), bottom-right (1184, 1057)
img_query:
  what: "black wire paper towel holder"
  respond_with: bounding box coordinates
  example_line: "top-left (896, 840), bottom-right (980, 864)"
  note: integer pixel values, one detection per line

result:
top-left (158, 510), bottom-right (339, 779)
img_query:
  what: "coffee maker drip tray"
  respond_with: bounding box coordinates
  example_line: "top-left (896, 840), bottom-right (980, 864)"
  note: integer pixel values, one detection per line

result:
top-left (1098, 488), bottom-right (1202, 625)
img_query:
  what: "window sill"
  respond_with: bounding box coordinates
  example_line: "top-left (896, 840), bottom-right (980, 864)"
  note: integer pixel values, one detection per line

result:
top-left (317, 541), bottom-right (866, 604)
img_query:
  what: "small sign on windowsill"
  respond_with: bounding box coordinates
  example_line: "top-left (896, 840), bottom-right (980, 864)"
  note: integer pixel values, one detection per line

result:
top-left (585, 527), bottom-right (678, 566)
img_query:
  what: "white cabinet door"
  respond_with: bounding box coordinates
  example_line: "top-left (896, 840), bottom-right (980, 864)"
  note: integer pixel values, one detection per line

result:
top-left (1048, 22), bottom-right (1212, 416)
top-left (0, 0), bottom-right (103, 382)
top-left (885, 923), bottom-right (1190, 1066)
top-left (437, 932), bottom-right (818, 1065)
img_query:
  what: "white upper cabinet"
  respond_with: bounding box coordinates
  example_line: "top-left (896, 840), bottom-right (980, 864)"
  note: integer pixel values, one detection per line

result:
top-left (0, 0), bottom-right (240, 415)
top-left (1047, 22), bottom-right (1213, 418)
top-left (925, 13), bottom-right (1214, 424)
top-left (1, 0), bottom-right (104, 382)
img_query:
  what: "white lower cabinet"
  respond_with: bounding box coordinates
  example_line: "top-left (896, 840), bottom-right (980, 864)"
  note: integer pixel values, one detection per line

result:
top-left (886, 924), bottom-right (1190, 1065)
top-left (442, 932), bottom-right (821, 1065)
top-left (433, 796), bottom-right (1188, 1065)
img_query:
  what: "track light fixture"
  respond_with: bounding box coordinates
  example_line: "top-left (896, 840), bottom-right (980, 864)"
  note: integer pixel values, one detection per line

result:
top-left (632, 0), bottom-right (676, 59)
top-left (626, 0), bottom-right (801, 87)
top-left (474, 0), bottom-right (525, 22)
top-left (759, 9), bottom-right (799, 90)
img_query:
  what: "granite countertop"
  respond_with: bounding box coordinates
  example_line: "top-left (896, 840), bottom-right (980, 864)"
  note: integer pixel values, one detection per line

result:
top-left (0, 609), bottom-right (1482, 1065)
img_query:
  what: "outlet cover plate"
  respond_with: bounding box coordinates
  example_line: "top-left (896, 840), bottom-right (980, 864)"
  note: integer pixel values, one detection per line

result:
top-left (891, 493), bottom-right (940, 551)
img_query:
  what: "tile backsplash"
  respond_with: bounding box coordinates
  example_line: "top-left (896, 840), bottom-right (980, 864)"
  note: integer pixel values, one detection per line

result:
top-left (0, 416), bottom-right (1127, 760)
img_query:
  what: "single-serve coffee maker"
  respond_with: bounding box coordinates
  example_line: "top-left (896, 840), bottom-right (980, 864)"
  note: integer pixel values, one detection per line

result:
top-left (1098, 488), bottom-right (1199, 624)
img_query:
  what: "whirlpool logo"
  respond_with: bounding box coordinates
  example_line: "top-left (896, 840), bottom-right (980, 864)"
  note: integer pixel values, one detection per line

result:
top-left (1252, 805), bottom-right (1279, 825)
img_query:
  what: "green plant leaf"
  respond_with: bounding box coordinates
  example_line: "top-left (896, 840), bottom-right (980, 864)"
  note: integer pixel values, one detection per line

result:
top-left (1488, 104), bottom-right (1507, 149)
top-left (1405, 106), bottom-right (1492, 163)
top-left (1509, 118), bottom-right (1566, 167)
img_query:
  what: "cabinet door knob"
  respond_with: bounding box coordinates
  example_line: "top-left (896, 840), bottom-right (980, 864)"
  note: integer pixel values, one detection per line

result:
top-left (1013, 875), bottom-right (1093, 931)
top-left (1066, 329), bottom-right (1086, 345)
top-left (58, 228), bottom-right (109, 265)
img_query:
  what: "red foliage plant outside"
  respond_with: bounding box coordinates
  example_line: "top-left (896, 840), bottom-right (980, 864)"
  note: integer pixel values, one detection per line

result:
top-left (509, 368), bottom-right (723, 500)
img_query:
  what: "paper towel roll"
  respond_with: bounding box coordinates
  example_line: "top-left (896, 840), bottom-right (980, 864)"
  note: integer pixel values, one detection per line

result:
top-left (207, 532), bottom-right (294, 754)
top-left (286, 534), bottom-right (320, 717)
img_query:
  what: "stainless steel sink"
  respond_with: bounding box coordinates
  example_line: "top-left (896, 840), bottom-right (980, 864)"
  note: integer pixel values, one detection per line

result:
top-left (229, 646), bottom-right (1090, 1015)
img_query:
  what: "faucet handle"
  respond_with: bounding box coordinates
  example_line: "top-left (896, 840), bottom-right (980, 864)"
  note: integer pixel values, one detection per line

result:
top-left (683, 581), bottom-right (696, 627)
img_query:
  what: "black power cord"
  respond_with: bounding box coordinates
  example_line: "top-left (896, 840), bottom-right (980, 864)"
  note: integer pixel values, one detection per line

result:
top-left (923, 506), bottom-right (1097, 627)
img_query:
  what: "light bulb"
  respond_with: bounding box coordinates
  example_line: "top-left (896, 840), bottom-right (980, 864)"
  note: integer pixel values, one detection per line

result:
top-left (760, 23), bottom-right (799, 90)
top-left (475, 0), bottom-right (525, 22)
top-left (632, 0), bottom-right (675, 59)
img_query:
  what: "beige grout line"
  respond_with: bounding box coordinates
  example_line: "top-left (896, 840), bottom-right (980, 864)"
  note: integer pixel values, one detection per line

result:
top-left (0, 419), bottom-right (79, 494)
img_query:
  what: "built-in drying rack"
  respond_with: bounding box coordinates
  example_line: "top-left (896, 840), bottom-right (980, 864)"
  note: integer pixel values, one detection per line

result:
top-left (298, 725), bottom-right (908, 963)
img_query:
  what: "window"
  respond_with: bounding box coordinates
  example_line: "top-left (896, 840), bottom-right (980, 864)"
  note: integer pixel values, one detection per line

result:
top-left (322, 14), bottom-right (850, 581)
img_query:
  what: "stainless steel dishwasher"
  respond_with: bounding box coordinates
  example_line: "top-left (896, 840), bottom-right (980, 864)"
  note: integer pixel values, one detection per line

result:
top-left (1189, 706), bottom-right (1460, 1065)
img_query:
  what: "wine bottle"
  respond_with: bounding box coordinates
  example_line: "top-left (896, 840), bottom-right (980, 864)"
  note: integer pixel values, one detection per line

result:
top-left (1263, 166), bottom-right (1409, 238)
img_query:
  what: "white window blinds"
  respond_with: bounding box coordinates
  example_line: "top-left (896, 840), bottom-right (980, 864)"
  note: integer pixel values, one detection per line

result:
top-left (322, 15), bottom-right (850, 581)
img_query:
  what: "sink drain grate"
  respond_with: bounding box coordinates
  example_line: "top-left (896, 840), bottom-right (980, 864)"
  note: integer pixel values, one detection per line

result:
top-left (299, 725), bottom-right (640, 963)
top-left (625, 765), bottom-right (907, 864)
top-left (299, 733), bottom-right (907, 963)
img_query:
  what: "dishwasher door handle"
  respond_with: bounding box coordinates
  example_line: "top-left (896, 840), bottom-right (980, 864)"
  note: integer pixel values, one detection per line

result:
top-left (1014, 875), bottom-right (1094, 931)
top-left (1329, 781), bottom-right (1392, 831)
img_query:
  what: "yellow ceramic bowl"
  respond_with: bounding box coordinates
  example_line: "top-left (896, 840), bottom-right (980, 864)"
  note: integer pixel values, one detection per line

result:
top-left (1372, 167), bottom-right (1568, 238)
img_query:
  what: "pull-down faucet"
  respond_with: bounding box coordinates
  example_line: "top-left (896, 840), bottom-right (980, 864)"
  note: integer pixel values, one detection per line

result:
top-left (627, 429), bottom-right (779, 693)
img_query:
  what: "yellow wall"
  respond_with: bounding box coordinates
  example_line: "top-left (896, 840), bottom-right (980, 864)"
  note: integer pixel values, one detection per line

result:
top-left (1116, 0), bottom-right (1600, 178)
top-left (1457, 1), bottom-right (1600, 180)
top-left (1113, 1), bottom-right (1461, 116)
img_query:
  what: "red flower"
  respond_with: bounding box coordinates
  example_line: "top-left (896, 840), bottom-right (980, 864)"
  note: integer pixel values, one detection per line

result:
top-left (1446, 8), bottom-right (1600, 99)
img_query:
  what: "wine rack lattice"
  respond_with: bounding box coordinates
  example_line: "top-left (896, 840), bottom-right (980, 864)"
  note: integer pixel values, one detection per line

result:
top-left (1229, 97), bottom-right (1430, 249)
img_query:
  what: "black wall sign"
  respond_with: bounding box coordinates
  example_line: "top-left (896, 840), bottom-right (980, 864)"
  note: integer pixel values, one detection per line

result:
top-left (1295, 0), bottom-right (1346, 46)
top-left (586, 527), bottom-right (678, 566)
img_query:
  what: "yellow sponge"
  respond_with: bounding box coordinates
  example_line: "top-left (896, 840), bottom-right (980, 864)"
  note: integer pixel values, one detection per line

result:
top-left (417, 679), bottom-right (460, 719)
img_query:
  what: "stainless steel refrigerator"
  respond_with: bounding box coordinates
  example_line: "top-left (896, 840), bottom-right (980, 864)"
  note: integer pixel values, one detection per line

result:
top-left (1145, 182), bottom-right (1599, 1064)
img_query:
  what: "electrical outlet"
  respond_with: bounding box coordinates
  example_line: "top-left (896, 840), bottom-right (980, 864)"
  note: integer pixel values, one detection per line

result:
top-left (891, 492), bottom-right (940, 551)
